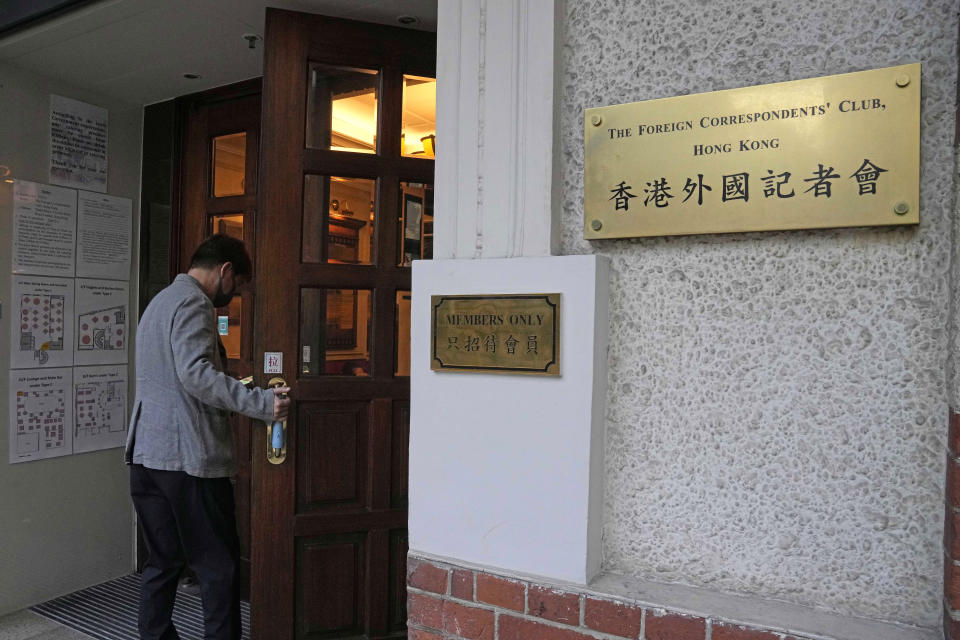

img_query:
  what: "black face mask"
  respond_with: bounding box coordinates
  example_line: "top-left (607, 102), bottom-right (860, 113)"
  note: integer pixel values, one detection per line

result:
top-left (212, 274), bottom-right (234, 308)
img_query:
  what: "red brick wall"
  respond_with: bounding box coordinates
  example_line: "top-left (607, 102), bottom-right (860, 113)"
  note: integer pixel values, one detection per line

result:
top-left (407, 555), bottom-right (818, 640)
top-left (946, 409), bottom-right (960, 639)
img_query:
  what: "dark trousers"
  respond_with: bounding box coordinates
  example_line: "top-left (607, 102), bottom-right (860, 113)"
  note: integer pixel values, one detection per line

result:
top-left (130, 464), bottom-right (241, 640)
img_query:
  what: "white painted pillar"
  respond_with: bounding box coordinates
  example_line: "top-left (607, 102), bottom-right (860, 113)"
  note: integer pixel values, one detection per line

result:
top-left (409, 255), bottom-right (609, 584)
top-left (411, 0), bottom-right (609, 586)
top-left (434, 0), bottom-right (564, 259)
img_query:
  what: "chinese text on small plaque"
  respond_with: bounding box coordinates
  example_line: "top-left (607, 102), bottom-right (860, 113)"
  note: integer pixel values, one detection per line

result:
top-left (431, 294), bottom-right (560, 375)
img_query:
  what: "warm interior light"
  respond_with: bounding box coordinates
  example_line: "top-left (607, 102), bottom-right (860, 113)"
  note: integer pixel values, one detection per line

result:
top-left (331, 93), bottom-right (377, 151)
top-left (402, 76), bottom-right (436, 157)
top-left (420, 135), bottom-right (435, 156)
top-left (212, 133), bottom-right (245, 197)
top-left (313, 70), bottom-right (435, 157)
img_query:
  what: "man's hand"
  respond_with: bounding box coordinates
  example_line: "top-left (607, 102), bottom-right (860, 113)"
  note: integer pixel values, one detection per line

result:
top-left (272, 386), bottom-right (292, 420)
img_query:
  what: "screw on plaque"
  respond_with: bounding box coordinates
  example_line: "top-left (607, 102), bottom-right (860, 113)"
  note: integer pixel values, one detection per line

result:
top-left (895, 75), bottom-right (910, 88)
top-left (591, 219), bottom-right (603, 231)
top-left (590, 114), bottom-right (602, 126)
top-left (894, 202), bottom-right (910, 215)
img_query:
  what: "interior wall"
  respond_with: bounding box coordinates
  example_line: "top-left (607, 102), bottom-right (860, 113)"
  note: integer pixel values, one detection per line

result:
top-left (559, 0), bottom-right (958, 628)
top-left (0, 62), bottom-right (142, 615)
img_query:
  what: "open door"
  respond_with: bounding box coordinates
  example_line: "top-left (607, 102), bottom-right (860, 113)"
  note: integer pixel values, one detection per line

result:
top-left (170, 79), bottom-right (262, 597)
top-left (252, 9), bottom-right (435, 639)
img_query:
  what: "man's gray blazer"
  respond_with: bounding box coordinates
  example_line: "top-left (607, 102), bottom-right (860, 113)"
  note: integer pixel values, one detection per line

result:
top-left (125, 274), bottom-right (274, 478)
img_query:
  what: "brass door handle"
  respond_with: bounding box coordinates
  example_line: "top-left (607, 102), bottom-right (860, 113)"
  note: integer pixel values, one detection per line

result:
top-left (266, 376), bottom-right (287, 465)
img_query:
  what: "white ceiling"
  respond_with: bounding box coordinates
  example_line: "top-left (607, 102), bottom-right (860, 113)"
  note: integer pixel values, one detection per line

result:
top-left (0, 0), bottom-right (437, 106)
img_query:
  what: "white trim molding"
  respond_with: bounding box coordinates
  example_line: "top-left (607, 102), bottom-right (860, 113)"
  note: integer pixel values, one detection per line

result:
top-left (435, 0), bottom-right (564, 259)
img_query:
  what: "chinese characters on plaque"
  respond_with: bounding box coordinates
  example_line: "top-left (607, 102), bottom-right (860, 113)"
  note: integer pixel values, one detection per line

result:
top-left (431, 294), bottom-right (560, 375)
top-left (609, 159), bottom-right (888, 210)
top-left (585, 63), bottom-right (920, 239)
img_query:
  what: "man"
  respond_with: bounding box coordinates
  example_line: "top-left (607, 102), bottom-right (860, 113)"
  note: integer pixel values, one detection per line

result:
top-left (125, 234), bottom-right (290, 640)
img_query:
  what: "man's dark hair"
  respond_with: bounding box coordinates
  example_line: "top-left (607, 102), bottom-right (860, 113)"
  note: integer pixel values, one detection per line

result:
top-left (189, 234), bottom-right (253, 277)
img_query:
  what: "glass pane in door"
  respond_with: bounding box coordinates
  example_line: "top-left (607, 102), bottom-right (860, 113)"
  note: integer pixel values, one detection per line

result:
top-left (303, 175), bottom-right (376, 264)
top-left (210, 213), bottom-right (244, 358)
top-left (395, 290), bottom-right (411, 376)
top-left (212, 213), bottom-right (243, 239)
top-left (212, 133), bottom-right (246, 196)
top-left (300, 288), bottom-right (372, 376)
top-left (398, 181), bottom-right (433, 265)
top-left (401, 75), bottom-right (436, 158)
top-left (306, 64), bottom-right (378, 154)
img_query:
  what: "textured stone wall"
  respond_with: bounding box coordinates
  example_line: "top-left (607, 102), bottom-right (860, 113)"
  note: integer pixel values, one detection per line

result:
top-left (559, 0), bottom-right (959, 627)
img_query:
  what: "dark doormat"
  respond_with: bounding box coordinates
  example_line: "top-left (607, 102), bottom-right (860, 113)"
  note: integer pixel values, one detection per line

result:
top-left (30, 573), bottom-right (250, 639)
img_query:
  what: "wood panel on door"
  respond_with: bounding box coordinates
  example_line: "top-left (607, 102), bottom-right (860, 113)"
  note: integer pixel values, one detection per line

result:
top-left (253, 9), bottom-right (434, 639)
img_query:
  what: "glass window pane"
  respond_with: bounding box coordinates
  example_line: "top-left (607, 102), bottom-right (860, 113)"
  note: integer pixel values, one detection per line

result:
top-left (396, 290), bottom-right (411, 377)
top-left (210, 214), bottom-right (245, 358)
top-left (212, 133), bottom-right (246, 196)
top-left (300, 288), bottom-right (372, 376)
top-left (401, 75), bottom-right (436, 158)
top-left (399, 182), bottom-right (433, 266)
top-left (219, 296), bottom-right (242, 359)
top-left (303, 175), bottom-right (376, 264)
top-left (211, 213), bottom-right (243, 239)
top-left (306, 64), bottom-right (378, 154)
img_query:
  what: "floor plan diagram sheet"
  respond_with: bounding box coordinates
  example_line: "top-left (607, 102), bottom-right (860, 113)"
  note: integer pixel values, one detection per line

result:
top-left (73, 365), bottom-right (126, 453)
top-left (74, 279), bottom-right (128, 366)
top-left (76, 191), bottom-right (131, 280)
top-left (11, 275), bottom-right (75, 369)
top-left (12, 180), bottom-right (77, 277)
top-left (9, 368), bottom-right (73, 463)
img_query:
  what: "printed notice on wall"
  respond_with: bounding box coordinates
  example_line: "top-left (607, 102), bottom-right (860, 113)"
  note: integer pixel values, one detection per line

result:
top-left (74, 279), bottom-right (128, 366)
top-left (77, 191), bottom-right (131, 279)
top-left (73, 365), bottom-right (127, 453)
top-left (9, 368), bottom-right (74, 463)
top-left (12, 180), bottom-right (77, 277)
top-left (11, 275), bottom-right (75, 369)
top-left (50, 95), bottom-right (108, 193)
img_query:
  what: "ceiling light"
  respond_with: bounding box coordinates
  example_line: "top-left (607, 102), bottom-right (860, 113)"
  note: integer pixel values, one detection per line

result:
top-left (397, 15), bottom-right (419, 26)
top-left (183, 73), bottom-right (202, 80)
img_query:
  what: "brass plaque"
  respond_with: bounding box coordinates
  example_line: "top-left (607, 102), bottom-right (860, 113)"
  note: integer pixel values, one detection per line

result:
top-left (431, 294), bottom-right (560, 375)
top-left (584, 63), bottom-right (920, 239)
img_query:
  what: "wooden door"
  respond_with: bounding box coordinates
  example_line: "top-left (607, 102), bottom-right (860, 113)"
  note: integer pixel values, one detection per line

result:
top-left (252, 9), bottom-right (435, 639)
top-left (175, 80), bottom-right (261, 597)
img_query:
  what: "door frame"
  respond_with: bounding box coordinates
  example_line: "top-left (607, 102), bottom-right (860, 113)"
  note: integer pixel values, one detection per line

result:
top-left (141, 78), bottom-right (263, 589)
top-left (170, 78), bottom-right (262, 277)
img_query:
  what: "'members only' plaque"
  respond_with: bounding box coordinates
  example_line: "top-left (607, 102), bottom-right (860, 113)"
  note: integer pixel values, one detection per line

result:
top-left (431, 294), bottom-right (560, 375)
top-left (584, 63), bottom-right (920, 239)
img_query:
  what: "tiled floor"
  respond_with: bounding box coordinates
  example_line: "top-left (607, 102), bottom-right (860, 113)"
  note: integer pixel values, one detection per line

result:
top-left (0, 610), bottom-right (91, 640)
